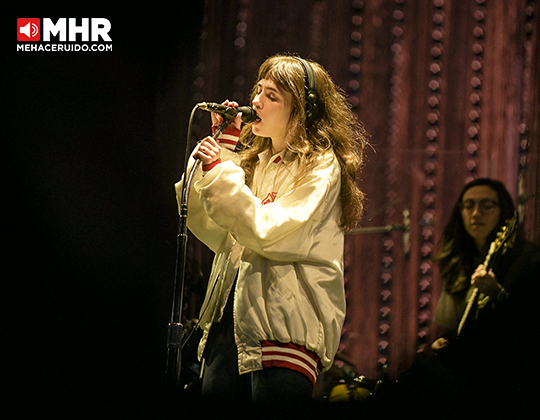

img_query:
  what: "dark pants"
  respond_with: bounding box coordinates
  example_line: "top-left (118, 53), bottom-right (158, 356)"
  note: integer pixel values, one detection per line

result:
top-left (201, 289), bottom-right (313, 404)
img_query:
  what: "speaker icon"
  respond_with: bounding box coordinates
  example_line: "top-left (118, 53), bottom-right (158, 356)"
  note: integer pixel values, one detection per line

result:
top-left (17, 18), bottom-right (40, 41)
top-left (20, 22), bottom-right (39, 38)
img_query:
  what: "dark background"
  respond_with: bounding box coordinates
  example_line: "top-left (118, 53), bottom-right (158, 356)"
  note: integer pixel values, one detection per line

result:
top-left (5, 1), bottom-right (539, 416)
top-left (6, 3), bottom-right (207, 416)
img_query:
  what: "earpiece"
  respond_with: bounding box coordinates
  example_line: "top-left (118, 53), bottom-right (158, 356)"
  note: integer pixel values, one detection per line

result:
top-left (293, 57), bottom-right (320, 127)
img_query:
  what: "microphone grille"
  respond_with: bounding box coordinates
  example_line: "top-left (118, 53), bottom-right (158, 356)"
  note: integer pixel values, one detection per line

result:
top-left (238, 106), bottom-right (258, 123)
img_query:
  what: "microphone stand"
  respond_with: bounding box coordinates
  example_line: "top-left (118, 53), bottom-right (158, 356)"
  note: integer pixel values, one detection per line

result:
top-left (346, 208), bottom-right (411, 258)
top-left (166, 109), bottom-right (234, 387)
top-left (347, 225), bottom-right (405, 234)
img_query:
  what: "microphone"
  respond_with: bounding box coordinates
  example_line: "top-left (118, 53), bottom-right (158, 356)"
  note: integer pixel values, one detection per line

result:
top-left (197, 102), bottom-right (258, 124)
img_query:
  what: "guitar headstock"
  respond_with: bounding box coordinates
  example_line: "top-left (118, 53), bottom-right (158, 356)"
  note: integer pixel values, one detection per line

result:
top-left (484, 211), bottom-right (518, 269)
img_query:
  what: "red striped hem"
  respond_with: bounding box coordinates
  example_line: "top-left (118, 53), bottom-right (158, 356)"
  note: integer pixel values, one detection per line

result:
top-left (260, 340), bottom-right (321, 386)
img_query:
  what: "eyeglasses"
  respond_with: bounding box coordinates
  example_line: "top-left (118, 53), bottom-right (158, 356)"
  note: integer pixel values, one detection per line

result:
top-left (460, 198), bottom-right (500, 214)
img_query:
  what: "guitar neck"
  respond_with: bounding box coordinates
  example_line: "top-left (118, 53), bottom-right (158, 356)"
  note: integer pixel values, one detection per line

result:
top-left (482, 243), bottom-right (496, 271)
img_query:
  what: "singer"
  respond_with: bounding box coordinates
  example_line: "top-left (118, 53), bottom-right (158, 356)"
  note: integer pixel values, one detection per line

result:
top-left (175, 54), bottom-right (369, 404)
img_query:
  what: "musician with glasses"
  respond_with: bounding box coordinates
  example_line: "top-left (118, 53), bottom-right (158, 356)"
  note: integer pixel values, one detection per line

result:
top-left (428, 178), bottom-right (540, 411)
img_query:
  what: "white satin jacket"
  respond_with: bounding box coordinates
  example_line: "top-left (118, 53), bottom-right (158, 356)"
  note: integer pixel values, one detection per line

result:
top-left (175, 131), bottom-right (346, 376)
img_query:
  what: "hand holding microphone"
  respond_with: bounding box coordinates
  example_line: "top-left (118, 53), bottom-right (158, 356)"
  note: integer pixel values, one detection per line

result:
top-left (195, 100), bottom-right (257, 166)
top-left (214, 100), bottom-right (242, 130)
top-left (194, 100), bottom-right (240, 166)
top-left (197, 100), bottom-right (258, 126)
top-left (195, 137), bottom-right (221, 166)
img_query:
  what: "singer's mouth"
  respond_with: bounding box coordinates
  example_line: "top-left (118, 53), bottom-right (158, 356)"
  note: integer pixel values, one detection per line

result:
top-left (253, 115), bottom-right (262, 124)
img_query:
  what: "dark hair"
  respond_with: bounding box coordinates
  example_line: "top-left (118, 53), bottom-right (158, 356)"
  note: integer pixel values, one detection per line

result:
top-left (435, 178), bottom-right (516, 294)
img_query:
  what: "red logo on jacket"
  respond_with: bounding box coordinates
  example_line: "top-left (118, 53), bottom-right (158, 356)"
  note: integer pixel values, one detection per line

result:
top-left (262, 192), bottom-right (277, 205)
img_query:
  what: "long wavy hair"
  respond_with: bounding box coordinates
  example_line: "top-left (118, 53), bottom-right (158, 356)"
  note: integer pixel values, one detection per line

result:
top-left (237, 54), bottom-right (369, 231)
top-left (435, 178), bottom-right (516, 294)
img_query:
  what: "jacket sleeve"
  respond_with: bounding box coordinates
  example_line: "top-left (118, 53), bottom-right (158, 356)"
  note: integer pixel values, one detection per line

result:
top-left (174, 126), bottom-right (242, 253)
top-left (194, 155), bottom-right (340, 261)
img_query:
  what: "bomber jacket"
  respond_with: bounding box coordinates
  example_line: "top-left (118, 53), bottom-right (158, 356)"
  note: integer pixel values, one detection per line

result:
top-left (175, 127), bottom-right (346, 385)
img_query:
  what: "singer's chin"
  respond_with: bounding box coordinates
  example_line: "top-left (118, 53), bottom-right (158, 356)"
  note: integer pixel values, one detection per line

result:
top-left (251, 121), bottom-right (261, 134)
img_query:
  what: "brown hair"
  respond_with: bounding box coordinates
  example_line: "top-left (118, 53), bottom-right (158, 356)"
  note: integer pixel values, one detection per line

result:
top-left (238, 54), bottom-right (369, 231)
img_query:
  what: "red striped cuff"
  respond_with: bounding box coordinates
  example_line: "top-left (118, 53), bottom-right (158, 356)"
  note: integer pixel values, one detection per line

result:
top-left (260, 340), bottom-right (321, 386)
top-left (202, 159), bottom-right (221, 173)
top-left (212, 126), bottom-right (241, 152)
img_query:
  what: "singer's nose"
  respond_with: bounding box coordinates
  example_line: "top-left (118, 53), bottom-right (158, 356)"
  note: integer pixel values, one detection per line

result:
top-left (252, 95), bottom-right (262, 110)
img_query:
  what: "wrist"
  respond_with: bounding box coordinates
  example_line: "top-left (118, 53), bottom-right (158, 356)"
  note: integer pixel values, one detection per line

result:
top-left (202, 158), bottom-right (221, 173)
